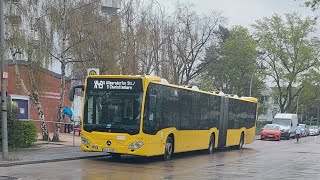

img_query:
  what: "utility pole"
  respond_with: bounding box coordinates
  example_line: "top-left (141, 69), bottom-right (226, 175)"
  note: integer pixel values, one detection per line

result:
top-left (0, 0), bottom-right (8, 160)
top-left (317, 106), bottom-right (319, 126)
top-left (249, 72), bottom-right (254, 97)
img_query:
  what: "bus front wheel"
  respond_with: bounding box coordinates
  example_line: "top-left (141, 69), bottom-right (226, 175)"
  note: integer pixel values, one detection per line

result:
top-left (163, 136), bottom-right (174, 161)
top-left (110, 153), bottom-right (121, 159)
top-left (208, 134), bottom-right (215, 154)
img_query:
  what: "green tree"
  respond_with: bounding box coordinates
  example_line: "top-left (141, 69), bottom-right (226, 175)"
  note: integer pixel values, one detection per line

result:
top-left (253, 13), bottom-right (320, 113)
top-left (201, 26), bottom-right (262, 97)
top-left (292, 71), bottom-right (320, 120)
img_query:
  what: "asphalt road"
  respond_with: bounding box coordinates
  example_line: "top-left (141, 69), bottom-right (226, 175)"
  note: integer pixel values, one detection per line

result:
top-left (1, 136), bottom-right (320, 180)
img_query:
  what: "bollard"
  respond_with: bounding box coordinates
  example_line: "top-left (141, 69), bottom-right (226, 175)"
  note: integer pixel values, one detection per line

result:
top-left (73, 121), bottom-right (75, 147)
top-left (47, 125), bottom-right (50, 144)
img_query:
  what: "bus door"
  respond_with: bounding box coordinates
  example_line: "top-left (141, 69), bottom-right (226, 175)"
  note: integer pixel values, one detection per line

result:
top-left (218, 96), bottom-right (229, 148)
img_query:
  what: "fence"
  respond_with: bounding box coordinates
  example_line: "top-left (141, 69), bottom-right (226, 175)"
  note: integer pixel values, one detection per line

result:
top-left (29, 119), bottom-right (81, 147)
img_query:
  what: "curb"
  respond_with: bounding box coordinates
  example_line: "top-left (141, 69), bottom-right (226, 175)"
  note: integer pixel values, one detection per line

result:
top-left (0, 155), bottom-right (106, 167)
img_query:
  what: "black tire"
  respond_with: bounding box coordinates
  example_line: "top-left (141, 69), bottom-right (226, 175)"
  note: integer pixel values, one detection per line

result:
top-left (208, 134), bottom-right (215, 154)
top-left (110, 153), bottom-right (121, 159)
top-left (163, 136), bottom-right (174, 161)
top-left (236, 133), bottom-right (244, 150)
top-left (286, 134), bottom-right (290, 140)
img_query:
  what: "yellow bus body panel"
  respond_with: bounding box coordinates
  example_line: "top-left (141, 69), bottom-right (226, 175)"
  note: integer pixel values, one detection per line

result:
top-left (225, 126), bottom-right (256, 146)
top-left (81, 128), bottom-right (219, 156)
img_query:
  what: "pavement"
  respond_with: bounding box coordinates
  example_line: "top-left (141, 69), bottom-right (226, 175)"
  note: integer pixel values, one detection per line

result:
top-left (2, 136), bottom-right (320, 179)
top-left (0, 133), bottom-right (106, 167)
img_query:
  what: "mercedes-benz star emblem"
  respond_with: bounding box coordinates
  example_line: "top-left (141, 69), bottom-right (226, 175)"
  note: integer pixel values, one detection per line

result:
top-left (107, 140), bottom-right (112, 146)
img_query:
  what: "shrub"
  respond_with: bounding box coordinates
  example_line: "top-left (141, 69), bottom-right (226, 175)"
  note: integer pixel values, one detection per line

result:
top-left (0, 103), bottom-right (37, 149)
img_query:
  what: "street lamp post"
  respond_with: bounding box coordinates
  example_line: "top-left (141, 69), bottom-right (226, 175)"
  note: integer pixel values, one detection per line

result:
top-left (296, 91), bottom-right (301, 114)
top-left (249, 72), bottom-right (254, 97)
top-left (296, 90), bottom-right (305, 123)
top-left (0, 0), bottom-right (8, 160)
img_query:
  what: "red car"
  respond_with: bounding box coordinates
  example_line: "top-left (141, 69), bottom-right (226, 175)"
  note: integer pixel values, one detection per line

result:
top-left (261, 124), bottom-right (282, 141)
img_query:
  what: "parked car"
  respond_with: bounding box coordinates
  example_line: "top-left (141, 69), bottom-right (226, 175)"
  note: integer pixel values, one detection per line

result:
top-left (272, 113), bottom-right (298, 140)
top-left (261, 124), bottom-right (282, 141)
top-left (298, 124), bottom-right (308, 137)
top-left (309, 126), bottom-right (319, 136)
top-left (306, 125), bottom-right (310, 136)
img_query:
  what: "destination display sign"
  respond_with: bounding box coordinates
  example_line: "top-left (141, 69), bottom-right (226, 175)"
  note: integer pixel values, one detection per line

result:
top-left (87, 78), bottom-right (142, 91)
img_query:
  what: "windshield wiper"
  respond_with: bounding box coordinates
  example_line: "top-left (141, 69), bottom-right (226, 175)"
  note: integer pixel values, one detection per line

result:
top-left (84, 124), bottom-right (136, 134)
top-left (106, 125), bottom-right (134, 134)
top-left (84, 125), bottom-right (104, 132)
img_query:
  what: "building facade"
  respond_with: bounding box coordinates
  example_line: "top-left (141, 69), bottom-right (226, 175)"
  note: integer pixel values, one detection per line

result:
top-left (258, 86), bottom-right (280, 122)
top-left (2, 61), bottom-right (71, 133)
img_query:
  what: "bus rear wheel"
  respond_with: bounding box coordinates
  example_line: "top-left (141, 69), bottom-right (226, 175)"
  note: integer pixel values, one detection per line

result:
top-left (208, 134), bottom-right (215, 154)
top-left (235, 133), bottom-right (244, 150)
top-left (163, 136), bottom-right (174, 161)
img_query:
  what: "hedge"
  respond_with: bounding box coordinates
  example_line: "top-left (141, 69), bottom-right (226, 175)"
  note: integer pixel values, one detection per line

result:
top-left (0, 105), bottom-right (37, 149)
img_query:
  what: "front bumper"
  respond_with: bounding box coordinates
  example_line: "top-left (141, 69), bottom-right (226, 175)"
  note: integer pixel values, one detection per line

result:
top-left (309, 131), bottom-right (316, 136)
top-left (261, 134), bottom-right (281, 140)
top-left (81, 143), bottom-right (150, 156)
top-left (280, 131), bottom-right (290, 137)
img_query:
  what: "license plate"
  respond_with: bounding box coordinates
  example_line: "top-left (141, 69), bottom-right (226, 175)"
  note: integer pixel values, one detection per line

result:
top-left (267, 135), bottom-right (273, 137)
top-left (102, 148), bottom-right (115, 153)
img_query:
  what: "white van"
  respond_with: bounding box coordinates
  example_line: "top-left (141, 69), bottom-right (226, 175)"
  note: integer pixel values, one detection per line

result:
top-left (272, 113), bottom-right (298, 140)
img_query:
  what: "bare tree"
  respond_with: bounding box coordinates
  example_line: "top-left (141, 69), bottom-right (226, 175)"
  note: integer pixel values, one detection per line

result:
top-left (45, 0), bottom-right (108, 141)
top-left (5, 0), bottom-right (52, 140)
top-left (172, 4), bottom-right (224, 85)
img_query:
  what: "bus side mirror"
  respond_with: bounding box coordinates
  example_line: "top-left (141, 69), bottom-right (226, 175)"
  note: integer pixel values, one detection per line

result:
top-left (69, 85), bottom-right (84, 101)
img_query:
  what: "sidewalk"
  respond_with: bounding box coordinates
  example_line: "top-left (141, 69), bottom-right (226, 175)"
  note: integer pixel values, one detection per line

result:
top-left (35, 132), bottom-right (82, 147)
top-left (0, 133), bottom-right (106, 167)
top-left (255, 135), bottom-right (260, 140)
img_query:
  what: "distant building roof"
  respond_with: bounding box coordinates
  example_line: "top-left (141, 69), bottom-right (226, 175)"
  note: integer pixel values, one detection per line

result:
top-left (8, 60), bottom-right (70, 80)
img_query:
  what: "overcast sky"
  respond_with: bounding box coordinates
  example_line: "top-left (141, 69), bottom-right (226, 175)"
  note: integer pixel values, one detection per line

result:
top-left (157, 0), bottom-right (318, 29)
top-left (55, 0), bottom-right (319, 75)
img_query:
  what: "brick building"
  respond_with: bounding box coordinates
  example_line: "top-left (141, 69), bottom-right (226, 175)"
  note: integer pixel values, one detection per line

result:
top-left (2, 61), bottom-right (71, 133)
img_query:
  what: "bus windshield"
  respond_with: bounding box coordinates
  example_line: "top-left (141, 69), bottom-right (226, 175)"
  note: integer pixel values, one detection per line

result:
top-left (83, 78), bottom-right (143, 135)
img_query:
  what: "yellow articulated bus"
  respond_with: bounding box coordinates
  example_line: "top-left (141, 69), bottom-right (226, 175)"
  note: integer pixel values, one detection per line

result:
top-left (69, 75), bottom-right (258, 160)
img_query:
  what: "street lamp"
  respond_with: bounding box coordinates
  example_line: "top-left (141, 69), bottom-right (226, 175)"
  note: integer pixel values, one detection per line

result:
top-left (249, 62), bottom-right (266, 97)
top-left (101, 0), bottom-right (120, 15)
top-left (296, 89), bottom-right (304, 123)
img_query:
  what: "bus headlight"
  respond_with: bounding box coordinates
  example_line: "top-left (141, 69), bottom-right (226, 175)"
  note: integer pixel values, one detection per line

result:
top-left (128, 141), bottom-right (144, 149)
top-left (81, 137), bottom-right (90, 146)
